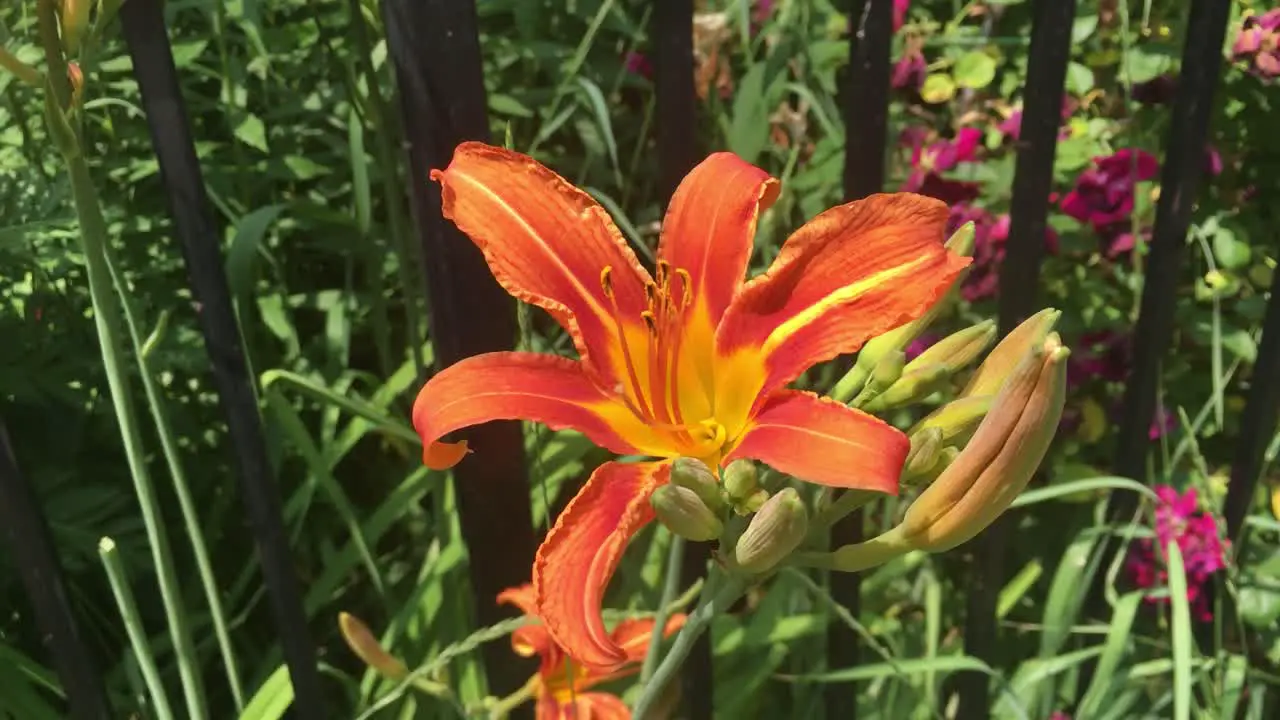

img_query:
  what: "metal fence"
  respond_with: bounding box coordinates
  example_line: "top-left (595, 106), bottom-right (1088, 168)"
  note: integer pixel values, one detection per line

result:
top-left (1, 0), bottom-right (1273, 718)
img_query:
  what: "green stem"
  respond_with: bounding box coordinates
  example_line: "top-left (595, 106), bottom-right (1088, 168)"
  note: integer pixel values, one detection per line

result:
top-left (793, 524), bottom-right (913, 573)
top-left (486, 675), bottom-right (538, 719)
top-left (99, 538), bottom-right (175, 720)
top-left (37, 4), bottom-right (207, 712)
top-left (640, 533), bottom-right (685, 683)
top-left (104, 255), bottom-right (246, 710)
top-left (631, 571), bottom-right (748, 720)
top-left (811, 489), bottom-right (879, 534)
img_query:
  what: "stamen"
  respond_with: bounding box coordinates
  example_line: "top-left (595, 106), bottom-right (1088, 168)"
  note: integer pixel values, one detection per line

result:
top-left (674, 268), bottom-right (692, 309)
top-left (641, 311), bottom-right (658, 335)
top-left (601, 273), bottom-right (652, 421)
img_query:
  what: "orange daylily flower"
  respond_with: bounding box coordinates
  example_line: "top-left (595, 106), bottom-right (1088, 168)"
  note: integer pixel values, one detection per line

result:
top-left (413, 142), bottom-right (969, 670)
top-left (498, 584), bottom-right (684, 720)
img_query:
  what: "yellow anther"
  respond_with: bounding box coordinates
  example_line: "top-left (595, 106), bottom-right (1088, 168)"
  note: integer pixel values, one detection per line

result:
top-left (600, 266), bottom-right (614, 298)
top-left (641, 311), bottom-right (658, 334)
top-left (674, 268), bottom-right (692, 308)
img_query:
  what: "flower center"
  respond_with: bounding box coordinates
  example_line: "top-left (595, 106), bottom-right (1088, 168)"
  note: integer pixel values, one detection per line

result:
top-left (600, 261), bottom-right (725, 459)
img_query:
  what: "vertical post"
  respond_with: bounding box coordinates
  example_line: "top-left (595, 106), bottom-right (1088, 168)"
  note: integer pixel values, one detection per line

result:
top-left (651, 1), bottom-right (710, 714)
top-left (0, 420), bottom-right (112, 720)
top-left (830, 2), bottom-right (892, 718)
top-left (379, 0), bottom-right (537, 699)
top-left (958, 1), bottom-right (1078, 717)
top-left (1108, 0), bottom-right (1231, 512)
top-left (116, 2), bottom-right (324, 715)
top-left (1223, 264), bottom-right (1280, 542)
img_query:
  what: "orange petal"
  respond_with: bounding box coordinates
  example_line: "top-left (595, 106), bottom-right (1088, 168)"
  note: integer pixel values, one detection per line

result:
top-left (612, 615), bottom-right (687, 664)
top-left (534, 461), bottom-right (670, 672)
top-left (497, 584), bottom-right (556, 661)
top-left (658, 153), bottom-right (780, 326)
top-left (431, 142), bottom-right (653, 388)
top-left (725, 390), bottom-right (908, 493)
top-left (716, 193), bottom-right (969, 403)
top-left (539, 693), bottom-right (631, 720)
top-left (412, 352), bottom-right (658, 470)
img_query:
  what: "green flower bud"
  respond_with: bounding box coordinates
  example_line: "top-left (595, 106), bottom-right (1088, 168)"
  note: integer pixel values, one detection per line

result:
top-left (670, 457), bottom-right (725, 512)
top-left (908, 395), bottom-right (994, 446)
top-left (723, 459), bottom-right (758, 501)
top-left (904, 427), bottom-right (945, 479)
top-left (651, 484), bottom-right (723, 541)
top-left (945, 221), bottom-right (976, 257)
top-left (850, 349), bottom-right (906, 408)
top-left (861, 362), bottom-right (951, 412)
top-left (736, 488), bottom-right (769, 516)
top-left (904, 320), bottom-right (997, 375)
top-left (735, 488), bottom-right (809, 573)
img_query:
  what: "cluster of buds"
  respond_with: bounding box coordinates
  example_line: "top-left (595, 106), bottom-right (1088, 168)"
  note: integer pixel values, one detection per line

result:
top-left (805, 310), bottom-right (1068, 572)
top-left (651, 457), bottom-right (808, 576)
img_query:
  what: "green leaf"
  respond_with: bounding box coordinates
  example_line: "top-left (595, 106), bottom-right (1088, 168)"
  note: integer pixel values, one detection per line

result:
top-left (283, 155), bottom-right (329, 180)
top-left (1066, 62), bottom-right (1095, 95)
top-left (235, 114), bottom-right (269, 153)
top-left (1212, 227), bottom-right (1252, 269)
top-left (1077, 592), bottom-right (1143, 718)
top-left (226, 204), bottom-right (286, 316)
top-left (238, 665), bottom-right (292, 720)
top-left (488, 93), bottom-right (535, 118)
top-left (953, 52), bottom-right (997, 90)
top-left (1237, 585), bottom-right (1280, 628)
top-left (920, 73), bottom-right (957, 104)
top-left (1166, 541), bottom-right (1193, 720)
top-left (728, 63), bottom-right (772, 163)
top-left (1220, 329), bottom-right (1258, 363)
top-left (1072, 15), bottom-right (1099, 44)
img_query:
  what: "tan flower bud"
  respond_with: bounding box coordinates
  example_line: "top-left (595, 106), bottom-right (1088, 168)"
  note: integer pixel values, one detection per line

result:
top-left (651, 484), bottom-right (723, 541)
top-left (670, 457), bottom-right (724, 512)
top-left (338, 612), bottom-right (408, 680)
top-left (59, 0), bottom-right (91, 55)
top-left (734, 488), bottom-right (809, 573)
top-left (961, 308), bottom-right (1060, 398)
top-left (904, 427), bottom-right (945, 479)
top-left (901, 335), bottom-right (1068, 552)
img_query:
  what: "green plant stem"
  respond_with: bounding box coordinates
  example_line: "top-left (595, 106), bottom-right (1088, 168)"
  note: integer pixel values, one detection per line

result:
top-left (811, 489), bottom-right (879, 534)
top-left (37, 4), bottom-right (207, 712)
top-left (104, 255), bottom-right (246, 710)
top-left (486, 675), bottom-right (538, 719)
top-left (631, 570), bottom-right (748, 720)
top-left (640, 533), bottom-right (685, 683)
top-left (794, 524), bottom-right (913, 573)
top-left (99, 538), bottom-right (175, 720)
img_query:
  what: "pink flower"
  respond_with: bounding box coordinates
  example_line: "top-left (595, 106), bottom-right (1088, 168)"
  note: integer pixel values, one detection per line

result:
top-left (1126, 486), bottom-right (1229, 621)
top-left (1149, 405), bottom-right (1177, 440)
top-left (958, 210), bottom-right (1058, 302)
top-left (1067, 330), bottom-right (1132, 386)
top-left (997, 95), bottom-right (1075, 143)
top-left (1232, 9), bottom-right (1280, 80)
top-left (892, 45), bottom-right (927, 91)
top-left (893, 0), bottom-right (910, 32)
top-left (1060, 149), bottom-right (1159, 233)
top-left (902, 127), bottom-right (983, 203)
top-left (624, 51), bottom-right (653, 79)
top-left (904, 332), bottom-right (939, 362)
top-left (1205, 145), bottom-right (1223, 177)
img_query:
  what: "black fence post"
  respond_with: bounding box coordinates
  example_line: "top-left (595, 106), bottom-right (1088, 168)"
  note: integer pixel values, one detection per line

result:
top-left (651, 1), bottom-right (713, 715)
top-left (379, 0), bottom-right (537, 700)
top-left (0, 419), bottom-right (112, 720)
top-left (1224, 263), bottom-right (1280, 542)
top-left (1107, 0), bottom-right (1232, 515)
top-left (116, 1), bottom-right (324, 715)
top-left (829, 2), bottom-right (893, 718)
top-left (956, 1), bottom-right (1077, 718)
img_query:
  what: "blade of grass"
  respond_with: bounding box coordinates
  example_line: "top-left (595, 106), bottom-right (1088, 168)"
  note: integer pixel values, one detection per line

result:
top-left (98, 538), bottom-right (175, 720)
top-left (1077, 591), bottom-right (1143, 718)
top-left (1167, 541), bottom-right (1194, 720)
top-left (36, 6), bottom-right (207, 713)
top-left (103, 251), bottom-right (247, 709)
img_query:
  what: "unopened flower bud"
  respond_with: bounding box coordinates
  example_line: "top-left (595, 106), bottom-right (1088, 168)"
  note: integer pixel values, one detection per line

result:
top-left (59, 0), bottom-right (91, 55)
top-left (908, 395), bottom-right (994, 445)
top-left (901, 334), bottom-right (1068, 552)
top-left (671, 457), bottom-right (724, 512)
top-left (850, 349), bottom-right (907, 407)
top-left (735, 488), bottom-right (808, 573)
top-left (905, 320), bottom-right (996, 375)
top-left (67, 62), bottom-right (83, 107)
top-left (904, 427), bottom-right (944, 478)
top-left (961, 308), bottom-right (1060, 398)
top-left (945, 221), bottom-right (977, 257)
top-left (339, 612), bottom-right (408, 679)
top-left (861, 362), bottom-right (950, 412)
top-left (723, 459), bottom-right (758, 501)
top-left (651, 484), bottom-right (723, 541)
top-left (738, 488), bottom-right (769, 515)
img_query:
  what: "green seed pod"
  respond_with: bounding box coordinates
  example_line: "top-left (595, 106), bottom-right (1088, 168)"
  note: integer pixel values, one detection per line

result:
top-left (734, 488), bottom-right (809, 573)
top-left (651, 484), bottom-right (723, 542)
top-left (670, 457), bottom-right (725, 512)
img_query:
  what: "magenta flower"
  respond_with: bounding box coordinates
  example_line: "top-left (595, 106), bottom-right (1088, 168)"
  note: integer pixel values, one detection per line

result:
top-left (959, 210), bottom-right (1059, 302)
top-left (904, 332), bottom-right (940, 362)
top-left (1067, 330), bottom-right (1132, 386)
top-left (1060, 149), bottom-right (1159, 233)
top-left (902, 127), bottom-right (983, 203)
top-left (892, 45), bottom-right (927, 91)
top-left (893, 0), bottom-right (910, 32)
top-left (997, 95), bottom-right (1075, 143)
top-left (1126, 486), bottom-right (1228, 620)
top-left (1149, 405), bottom-right (1177, 441)
top-left (1205, 145), bottom-right (1223, 177)
top-left (1232, 9), bottom-right (1280, 80)
top-left (624, 51), bottom-right (653, 79)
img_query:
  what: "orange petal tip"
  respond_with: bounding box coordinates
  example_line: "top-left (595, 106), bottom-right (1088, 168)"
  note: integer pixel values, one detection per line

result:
top-left (424, 440), bottom-right (469, 470)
